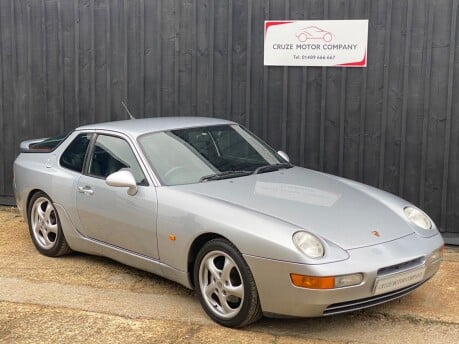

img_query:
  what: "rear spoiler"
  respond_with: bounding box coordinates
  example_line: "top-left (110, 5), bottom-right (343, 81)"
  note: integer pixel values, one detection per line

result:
top-left (20, 138), bottom-right (48, 153)
top-left (19, 132), bottom-right (70, 153)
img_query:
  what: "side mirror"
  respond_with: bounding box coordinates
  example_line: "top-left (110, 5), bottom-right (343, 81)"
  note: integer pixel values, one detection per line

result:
top-left (106, 170), bottom-right (138, 196)
top-left (277, 150), bottom-right (290, 163)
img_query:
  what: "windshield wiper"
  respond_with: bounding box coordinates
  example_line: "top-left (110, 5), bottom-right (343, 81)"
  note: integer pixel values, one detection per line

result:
top-left (252, 163), bottom-right (293, 175)
top-left (199, 170), bottom-right (252, 182)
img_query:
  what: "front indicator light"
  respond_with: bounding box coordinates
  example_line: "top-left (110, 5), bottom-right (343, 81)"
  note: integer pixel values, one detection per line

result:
top-left (290, 274), bottom-right (334, 289)
top-left (290, 273), bottom-right (364, 289)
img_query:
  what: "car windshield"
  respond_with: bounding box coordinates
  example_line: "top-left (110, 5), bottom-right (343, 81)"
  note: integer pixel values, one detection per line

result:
top-left (138, 124), bottom-right (287, 185)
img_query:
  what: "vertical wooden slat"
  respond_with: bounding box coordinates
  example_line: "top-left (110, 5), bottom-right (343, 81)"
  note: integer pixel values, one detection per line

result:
top-left (123, 0), bottom-right (128, 104)
top-left (174, 0), bottom-right (180, 115)
top-left (262, 0), bottom-right (269, 140)
top-left (338, 1), bottom-right (349, 177)
top-left (139, 0), bottom-right (145, 117)
top-left (90, 0), bottom-right (95, 123)
top-left (41, 0), bottom-right (48, 121)
top-left (441, 0), bottom-right (457, 228)
top-left (0, 1), bottom-right (4, 195)
top-left (106, 0), bottom-right (111, 118)
top-left (26, 2), bottom-right (32, 135)
top-left (300, 65), bottom-right (307, 167)
top-left (57, 0), bottom-right (65, 131)
top-left (227, 0), bottom-right (233, 119)
top-left (208, 0), bottom-right (214, 116)
top-left (319, 0), bottom-right (328, 171)
top-left (155, 0), bottom-right (162, 116)
top-left (379, 0), bottom-right (392, 189)
top-left (398, 0), bottom-right (413, 197)
top-left (358, 0), bottom-right (370, 182)
top-left (192, 0), bottom-right (197, 114)
top-left (281, 0), bottom-right (289, 151)
top-left (74, 0), bottom-right (80, 123)
top-left (419, 1), bottom-right (434, 209)
top-left (245, 0), bottom-right (252, 128)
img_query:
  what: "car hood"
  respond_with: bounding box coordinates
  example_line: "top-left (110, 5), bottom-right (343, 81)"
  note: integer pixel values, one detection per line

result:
top-left (174, 167), bottom-right (415, 250)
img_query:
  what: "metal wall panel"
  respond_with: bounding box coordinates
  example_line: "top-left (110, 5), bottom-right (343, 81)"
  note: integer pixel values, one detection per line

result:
top-left (0, 0), bottom-right (458, 238)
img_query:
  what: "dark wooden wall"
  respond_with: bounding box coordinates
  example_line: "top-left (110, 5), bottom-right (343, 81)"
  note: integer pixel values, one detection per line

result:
top-left (1, 0), bottom-right (458, 239)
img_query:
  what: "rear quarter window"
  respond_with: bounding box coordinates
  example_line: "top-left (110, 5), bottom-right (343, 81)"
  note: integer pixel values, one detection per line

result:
top-left (60, 134), bottom-right (92, 173)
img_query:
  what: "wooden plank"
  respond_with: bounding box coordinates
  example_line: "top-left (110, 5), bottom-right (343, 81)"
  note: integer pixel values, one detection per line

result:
top-left (281, 0), bottom-right (289, 152)
top-left (57, 0), bottom-right (65, 132)
top-left (139, 0), bottom-right (145, 117)
top-left (177, 0), bottom-right (192, 115)
top-left (156, 0), bottom-right (162, 115)
top-left (319, 0), bottom-right (328, 172)
top-left (262, 0), bottom-right (269, 140)
top-left (0, 0), bottom-right (4, 195)
top-left (174, 0), bottom-right (180, 115)
top-left (419, 1), bottom-right (434, 209)
top-left (89, 0), bottom-right (95, 122)
top-left (26, 2), bottom-right (32, 136)
top-left (106, 0), bottom-right (112, 120)
top-left (208, 0), bottom-right (214, 116)
top-left (74, 0), bottom-right (80, 123)
top-left (398, 0), bottom-right (413, 197)
top-left (161, 0), bottom-right (176, 115)
top-left (245, 0), bottom-right (252, 128)
top-left (441, 0), bottom-right (457, 229)
top-left (192, 0), bottom-right (197, 114)
top-left (227, 0), bottom-right (232, 120)
top-left (195, 0), bottom-right (210, 115)
top-left (41, 0), bottom-right (48, 132)
top-left (379, 0), bottom-right (392, 189)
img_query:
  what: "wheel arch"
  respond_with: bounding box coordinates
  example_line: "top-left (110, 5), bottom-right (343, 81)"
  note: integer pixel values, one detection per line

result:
top-left (26, 189), bottom-right (47, 220)
top-left (187, 232), bottom-right (233, 288)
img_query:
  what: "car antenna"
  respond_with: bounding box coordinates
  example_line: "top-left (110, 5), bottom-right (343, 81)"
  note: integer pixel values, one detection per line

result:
top-left (121, 101), bottom-right (136, 120)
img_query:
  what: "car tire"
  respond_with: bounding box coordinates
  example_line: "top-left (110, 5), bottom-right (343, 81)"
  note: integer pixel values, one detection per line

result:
top-left (194, 238), bottom-right (262, 328)
top-left (27, 192), bottom-right (72, 257)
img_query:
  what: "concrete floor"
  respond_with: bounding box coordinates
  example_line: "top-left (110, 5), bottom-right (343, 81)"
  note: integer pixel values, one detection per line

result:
top-left (0, 206), bottom-right (458, 343)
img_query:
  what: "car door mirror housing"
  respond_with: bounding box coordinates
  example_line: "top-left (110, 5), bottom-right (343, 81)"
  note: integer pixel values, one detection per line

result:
top-left (277, 150), bottom-right (290, 163)
top-left (106, 170), bottom-right (138, 196)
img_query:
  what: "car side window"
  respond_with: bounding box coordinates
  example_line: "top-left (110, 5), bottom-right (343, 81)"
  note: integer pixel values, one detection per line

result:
top-left (88, 135), bottom-right (148, 186)
top-left (60, 133), bottom-right (91, 173)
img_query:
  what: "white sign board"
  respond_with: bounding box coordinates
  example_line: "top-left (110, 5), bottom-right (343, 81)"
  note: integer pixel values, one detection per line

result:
top-left (264, 20), bottom-right (368, 67)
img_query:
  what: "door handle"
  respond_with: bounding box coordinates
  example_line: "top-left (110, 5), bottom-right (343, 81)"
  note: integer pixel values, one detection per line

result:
top-left (78, 186), bottom-right (94, 195)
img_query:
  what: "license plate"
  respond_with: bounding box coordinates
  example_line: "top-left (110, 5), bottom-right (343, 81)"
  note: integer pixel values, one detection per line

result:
top-left (373, 266), bottom-right (426, 295)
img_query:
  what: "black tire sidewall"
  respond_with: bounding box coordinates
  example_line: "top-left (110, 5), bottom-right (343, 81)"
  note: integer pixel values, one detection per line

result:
top-left (193, 238), bottom-right (260, 328)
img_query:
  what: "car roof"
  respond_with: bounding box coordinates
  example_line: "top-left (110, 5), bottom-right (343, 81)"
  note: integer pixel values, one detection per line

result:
top-left (75, 116), bottom-right (236, 137)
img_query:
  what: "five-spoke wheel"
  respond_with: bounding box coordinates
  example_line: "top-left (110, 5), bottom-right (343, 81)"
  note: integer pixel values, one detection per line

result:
top-left (194, 238), bottom-right (262, 327)
top-left (28, 192), bottom-right (71, 257)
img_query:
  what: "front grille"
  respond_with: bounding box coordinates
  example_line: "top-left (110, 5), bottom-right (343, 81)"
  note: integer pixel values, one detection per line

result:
top-left (323, 279), bottom-right (426, 315)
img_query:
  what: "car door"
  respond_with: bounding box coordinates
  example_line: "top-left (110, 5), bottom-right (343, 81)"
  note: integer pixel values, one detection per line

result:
top-left (75, 133), bottom-right (159, 259)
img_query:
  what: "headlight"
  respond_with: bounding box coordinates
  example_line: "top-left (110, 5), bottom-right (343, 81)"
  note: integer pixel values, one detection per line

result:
top-left (292, 231), bottom-right (324, 258)
top-left (404, 206), bottom-right (432, 230)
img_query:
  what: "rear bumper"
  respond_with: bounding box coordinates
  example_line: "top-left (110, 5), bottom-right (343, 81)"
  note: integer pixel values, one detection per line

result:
top-left (244, 233), bottom-right (443, 318)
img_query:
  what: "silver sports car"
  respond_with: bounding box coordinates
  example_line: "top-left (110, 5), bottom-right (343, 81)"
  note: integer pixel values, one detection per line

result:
top-left (14, 117), bottom-right (443, 327)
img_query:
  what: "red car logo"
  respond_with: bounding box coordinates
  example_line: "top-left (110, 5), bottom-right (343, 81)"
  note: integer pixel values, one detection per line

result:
top-left (296, 26), bottom-right (334, 42)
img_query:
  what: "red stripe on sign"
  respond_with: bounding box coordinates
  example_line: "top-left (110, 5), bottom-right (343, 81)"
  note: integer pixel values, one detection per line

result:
top-left (265, 21), bottom-right (293, 33)
top-left (338, 52), bottom-right (367, 67)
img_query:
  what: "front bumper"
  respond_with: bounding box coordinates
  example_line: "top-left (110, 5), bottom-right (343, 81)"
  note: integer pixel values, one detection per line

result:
top-left (244, 233), bottom-right (443, 318)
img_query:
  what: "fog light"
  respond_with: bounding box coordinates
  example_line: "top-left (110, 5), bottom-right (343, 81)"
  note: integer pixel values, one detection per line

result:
top-left (334, 273), bottom-right (363, 288)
